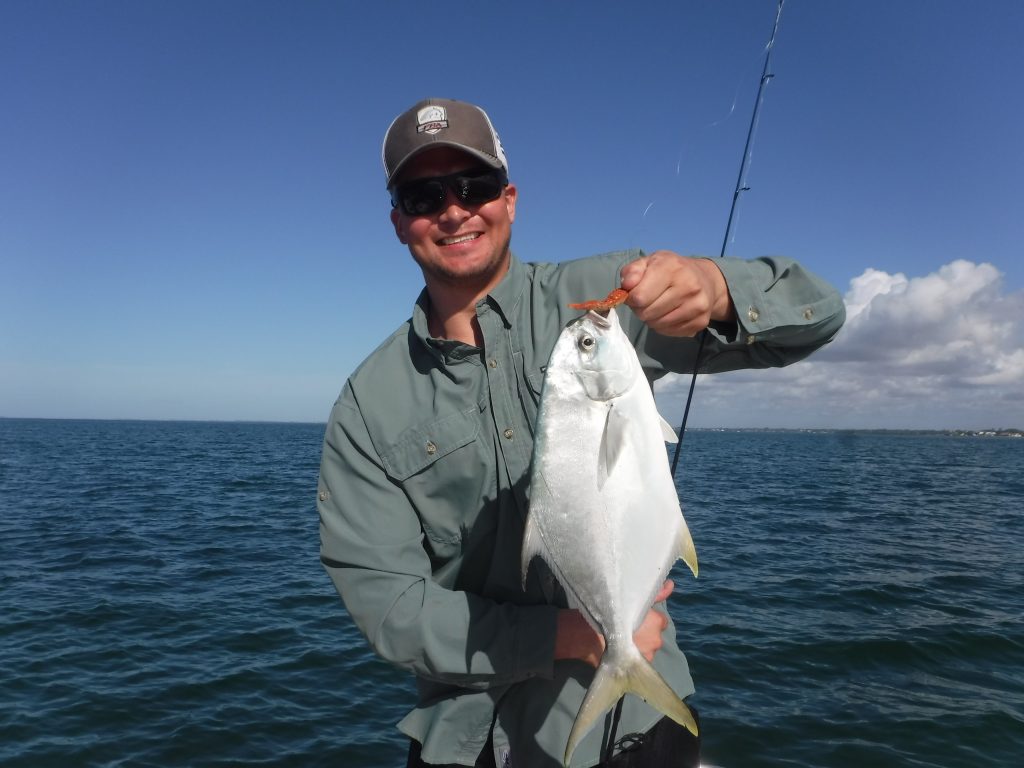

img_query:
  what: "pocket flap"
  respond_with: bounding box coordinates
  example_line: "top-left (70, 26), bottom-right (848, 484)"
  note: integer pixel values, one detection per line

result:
top-left (379, 408), bottom-right (480, 482)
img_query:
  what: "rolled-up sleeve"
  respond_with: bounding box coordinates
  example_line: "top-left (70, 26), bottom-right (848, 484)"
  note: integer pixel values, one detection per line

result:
top-left (317, 384), bottom-right (559, 689)
top-left (637, 255), bottom-right (846, 375)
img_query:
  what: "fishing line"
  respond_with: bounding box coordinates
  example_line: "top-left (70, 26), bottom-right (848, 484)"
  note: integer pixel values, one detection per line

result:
top-left (669, 0), bottom-right (786, 479)
top-left (602, 6), bottom-right (787, 763)
top-left (598, 4), bottom-right (782, 765)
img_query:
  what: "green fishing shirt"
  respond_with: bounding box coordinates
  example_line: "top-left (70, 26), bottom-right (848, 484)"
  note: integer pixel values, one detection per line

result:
top-left (318, 250), bottom-right (845, 767)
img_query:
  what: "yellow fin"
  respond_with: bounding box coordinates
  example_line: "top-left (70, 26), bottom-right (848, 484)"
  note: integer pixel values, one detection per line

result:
top-left (564, 650), bottom-right (698, 765)
top-left (677, 517), bottom-right (698, 578)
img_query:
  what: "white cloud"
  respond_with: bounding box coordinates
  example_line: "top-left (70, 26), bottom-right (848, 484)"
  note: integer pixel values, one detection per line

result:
top-left (655, 260), bottom-right (1024, 430)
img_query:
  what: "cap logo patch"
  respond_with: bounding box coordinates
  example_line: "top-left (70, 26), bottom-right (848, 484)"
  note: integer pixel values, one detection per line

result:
top-left (416, 105), bottom-right (448, 135)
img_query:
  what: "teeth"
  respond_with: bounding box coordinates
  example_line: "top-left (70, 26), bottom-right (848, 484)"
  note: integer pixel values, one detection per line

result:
top-left (440, 233), bottom-right (479, 245)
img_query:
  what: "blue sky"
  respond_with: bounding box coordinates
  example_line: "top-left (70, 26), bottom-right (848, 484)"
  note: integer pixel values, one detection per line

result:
top-left (2, 0), bottom-right (1022, 429)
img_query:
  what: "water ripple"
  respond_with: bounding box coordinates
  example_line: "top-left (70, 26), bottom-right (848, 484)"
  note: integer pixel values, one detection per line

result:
top-left (2, 421), bottom-right (1021, 767)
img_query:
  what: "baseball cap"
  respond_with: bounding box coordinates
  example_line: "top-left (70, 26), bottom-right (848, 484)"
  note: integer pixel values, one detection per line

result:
top-left (382, 98), bottom-right (509, 188)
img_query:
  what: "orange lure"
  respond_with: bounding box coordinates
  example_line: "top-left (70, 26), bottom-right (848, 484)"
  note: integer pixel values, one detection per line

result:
top-left (567, 288), bottom-right (629, 312)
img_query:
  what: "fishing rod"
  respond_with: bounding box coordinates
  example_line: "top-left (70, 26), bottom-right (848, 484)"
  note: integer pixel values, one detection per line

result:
top-left (669, 0), bottom-right (786, 479)
top-left (603, 8), bottom-right (788, 760)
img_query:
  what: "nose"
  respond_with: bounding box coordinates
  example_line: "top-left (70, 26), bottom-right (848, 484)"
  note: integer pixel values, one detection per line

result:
top-left (436, 188), bottom-right (471, 226)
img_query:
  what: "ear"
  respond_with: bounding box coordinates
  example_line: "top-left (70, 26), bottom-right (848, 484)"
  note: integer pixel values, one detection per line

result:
top-left (504, 183), bottom-right (517, 224)
top-left (390, 207), bottom-right (407, 245)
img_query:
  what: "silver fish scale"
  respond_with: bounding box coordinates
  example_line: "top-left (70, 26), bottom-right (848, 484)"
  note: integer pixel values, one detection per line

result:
top-left (521, 307), bottom-right (698, 765)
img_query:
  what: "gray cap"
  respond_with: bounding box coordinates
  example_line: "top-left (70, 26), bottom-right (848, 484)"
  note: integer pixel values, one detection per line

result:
top-left (382, 98), bottom-right (509, 188)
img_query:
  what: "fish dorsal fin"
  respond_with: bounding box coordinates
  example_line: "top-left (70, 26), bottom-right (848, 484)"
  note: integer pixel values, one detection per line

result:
top-left (521, 511), bottom-right (596, 622)
top-left (659, 413), bottom-right (678, 443)
top-left (597, 404), bottom-right (628, 489)
top-left (520, 512), bottom-right (544, 590)
top-left (521, 469), bottom-right (554, 590)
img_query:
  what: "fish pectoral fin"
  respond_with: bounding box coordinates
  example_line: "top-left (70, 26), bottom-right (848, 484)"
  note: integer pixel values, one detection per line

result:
top-left (659, 412), bottom-right (678, 443)
top-left (655, 415), bottom-right (679, 444)
top-left (597, 404), bottom-right (628, 489)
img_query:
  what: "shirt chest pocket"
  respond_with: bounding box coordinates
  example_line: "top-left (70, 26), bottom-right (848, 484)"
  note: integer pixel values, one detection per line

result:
top-left (378, 407), bottom-right (493, 567)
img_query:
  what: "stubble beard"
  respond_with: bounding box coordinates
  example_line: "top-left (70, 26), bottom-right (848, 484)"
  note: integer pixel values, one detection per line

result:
top-left (420, 233), bottom-right (513, 293)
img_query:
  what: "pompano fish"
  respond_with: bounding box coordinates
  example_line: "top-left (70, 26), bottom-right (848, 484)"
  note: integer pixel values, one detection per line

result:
top-left (522, 305), bottom-right (699, 765)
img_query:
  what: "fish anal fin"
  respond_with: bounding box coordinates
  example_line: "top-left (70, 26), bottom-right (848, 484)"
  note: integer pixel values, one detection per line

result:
top-left (677, 517), bottom-right (699, 578)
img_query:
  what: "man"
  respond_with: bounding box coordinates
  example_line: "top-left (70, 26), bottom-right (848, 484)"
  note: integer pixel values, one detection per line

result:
top-left (318, 97), bottom-right (845, 767)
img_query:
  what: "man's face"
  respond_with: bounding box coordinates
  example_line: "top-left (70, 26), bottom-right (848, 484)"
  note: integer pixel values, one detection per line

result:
top-left (390, 147), bottom-right (517, 293)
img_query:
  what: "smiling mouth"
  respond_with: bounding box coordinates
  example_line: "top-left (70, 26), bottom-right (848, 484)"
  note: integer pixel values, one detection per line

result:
top-left (438, 233), bottom-right (481, 246)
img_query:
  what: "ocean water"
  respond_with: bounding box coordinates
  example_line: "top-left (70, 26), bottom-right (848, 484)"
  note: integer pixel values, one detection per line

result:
top-left (1, 419), bottom-right (1021, 767)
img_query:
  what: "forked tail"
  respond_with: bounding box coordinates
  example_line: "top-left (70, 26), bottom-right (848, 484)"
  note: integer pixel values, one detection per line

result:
top-left (564, 647), bottom-right (698, 765)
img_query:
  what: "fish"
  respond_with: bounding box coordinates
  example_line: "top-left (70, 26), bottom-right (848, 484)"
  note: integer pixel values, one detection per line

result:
top-left (521, 304), bottom-right (699, 765)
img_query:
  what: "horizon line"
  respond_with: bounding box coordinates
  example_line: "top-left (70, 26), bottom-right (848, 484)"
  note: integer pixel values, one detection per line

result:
top-left (2, 415), bottom-right (1020, 434)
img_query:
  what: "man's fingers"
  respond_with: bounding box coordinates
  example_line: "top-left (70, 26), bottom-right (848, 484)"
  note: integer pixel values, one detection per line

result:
top-left (654, 579), bottom-right (675, 602)
top-left (619, 256), bottom-right (648, 293)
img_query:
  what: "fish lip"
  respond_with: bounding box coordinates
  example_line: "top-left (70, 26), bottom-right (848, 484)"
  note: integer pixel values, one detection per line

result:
top-left (564, 309), bottom-right (613, 331)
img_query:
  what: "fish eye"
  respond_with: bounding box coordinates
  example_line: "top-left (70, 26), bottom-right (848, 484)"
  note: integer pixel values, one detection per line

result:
top-left (578, 334), bottom-right (596, 352)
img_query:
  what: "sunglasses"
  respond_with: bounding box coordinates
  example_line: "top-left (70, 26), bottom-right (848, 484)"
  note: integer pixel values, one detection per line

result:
top-left (390, 167), bottom-right (508, 216)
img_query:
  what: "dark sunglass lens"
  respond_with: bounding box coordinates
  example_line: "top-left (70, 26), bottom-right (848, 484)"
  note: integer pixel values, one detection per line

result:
top-left (395, 170), bottom-right (504, 215)
top-left (401, 180), bottom-right (445, 216)
top-left (458, 174), bottom-right (503, 205)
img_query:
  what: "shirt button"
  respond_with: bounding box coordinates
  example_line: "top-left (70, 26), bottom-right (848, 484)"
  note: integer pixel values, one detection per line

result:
top-left (503, 428), bottom-right (514, 440)
top-left (425, 441), bottom-right (437, 455)
top-left (746, 334), bottom-right (757, 345)
top-left (803, 307), bottom-right (814, 320)
top-left (747, 306), bottom-right (760, 323)
top-left (318, 489), bottom-right (329, 502)
top-left (488, 358), bottom-right (498, 368)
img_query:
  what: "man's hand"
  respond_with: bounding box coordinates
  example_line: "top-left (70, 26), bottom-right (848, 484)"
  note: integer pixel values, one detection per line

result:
top-left (634, 579), bottom-right (673, 662)
top-left (554, 580), bottom-right (676, 667)
top-left (620, 250), bottom-right (735, 336)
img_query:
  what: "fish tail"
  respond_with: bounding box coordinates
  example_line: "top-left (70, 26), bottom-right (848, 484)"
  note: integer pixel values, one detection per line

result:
top-left (564, 649), bottom-right (698, 765)
top-left (564, 660), bottom-right (627, 766)
top-left (622, 653), bottom-right (698, 736)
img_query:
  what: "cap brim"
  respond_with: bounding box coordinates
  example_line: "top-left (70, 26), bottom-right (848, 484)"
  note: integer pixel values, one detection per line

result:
top-left (386, 143), bottom-right (505, 188)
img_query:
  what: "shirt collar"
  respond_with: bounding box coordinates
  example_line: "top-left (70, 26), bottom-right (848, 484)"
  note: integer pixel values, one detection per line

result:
top-left (410, 252), bottom-right (527, 363)
top-left (485, 251), bottom-right (526, 328)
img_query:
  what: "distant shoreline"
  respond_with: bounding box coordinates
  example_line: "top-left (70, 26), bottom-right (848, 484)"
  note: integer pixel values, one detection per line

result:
top-left (690, 427), bottom-right (1024, 438)
top-left (1, 416), bottom-right (1021, 437)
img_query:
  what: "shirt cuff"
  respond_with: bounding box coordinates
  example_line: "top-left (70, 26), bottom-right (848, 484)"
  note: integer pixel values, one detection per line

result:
top-left (515, 604), bottom-right (560, 680)
top-left (709, 256), bottom-right (771, 340)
